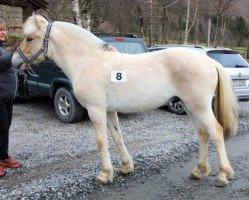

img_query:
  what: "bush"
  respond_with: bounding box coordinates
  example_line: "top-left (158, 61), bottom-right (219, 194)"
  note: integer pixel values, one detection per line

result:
top-left (6, 32), bottom-right (25, 52)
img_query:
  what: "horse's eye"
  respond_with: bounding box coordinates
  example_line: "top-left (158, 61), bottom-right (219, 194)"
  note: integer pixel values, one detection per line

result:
top-left (26, 37), bottom-right (33, 42)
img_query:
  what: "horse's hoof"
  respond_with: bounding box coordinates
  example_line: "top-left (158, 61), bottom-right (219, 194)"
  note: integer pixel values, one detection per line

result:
top-left (214, 179), bottom-right (229, 187)
top-left (96, 170), bottom-right (113, 184)
top-left (120, 161), bottom-right (134, 175)
top-left (96, 175), bottom-right (112, 184)
top-left (120, 170), bottom-right (133, 176)
top-left (188, 173), bottom-right (201, 180)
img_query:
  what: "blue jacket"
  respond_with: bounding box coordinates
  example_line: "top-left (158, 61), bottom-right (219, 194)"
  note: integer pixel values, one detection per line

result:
top-left (0, 42), bottom-right (17, 100)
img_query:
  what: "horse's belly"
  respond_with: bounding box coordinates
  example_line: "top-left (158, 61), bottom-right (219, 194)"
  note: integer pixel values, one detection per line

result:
top-left (106, 85), bottom-right (173, 113)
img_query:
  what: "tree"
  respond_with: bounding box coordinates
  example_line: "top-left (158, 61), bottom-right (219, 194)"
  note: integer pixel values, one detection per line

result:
top-left (210, 0), bottom-right (236, 46)
top-left (72, 0), bottom-right (82, 27)
top-left (184, 0), bottom-right (199, 44)
top-left (234, 16), bottom-right (248, 47)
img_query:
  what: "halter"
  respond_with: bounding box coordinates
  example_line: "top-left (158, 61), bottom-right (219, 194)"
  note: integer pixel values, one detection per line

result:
top-left (16, 16), bottom-right (53, 77)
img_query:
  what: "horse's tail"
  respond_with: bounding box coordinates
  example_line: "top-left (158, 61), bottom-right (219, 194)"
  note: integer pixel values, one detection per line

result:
top-left (214, 62), bottom-right (238, 139)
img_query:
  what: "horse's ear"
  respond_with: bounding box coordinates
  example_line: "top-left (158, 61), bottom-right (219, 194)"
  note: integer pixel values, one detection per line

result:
top-left (33, 13), bottom-right (48, 29)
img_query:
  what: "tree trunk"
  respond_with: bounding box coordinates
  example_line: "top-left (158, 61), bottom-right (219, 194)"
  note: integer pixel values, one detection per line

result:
top-left (220, 15), bottom-right (225, 46)
top-left (161, 5), bottom-right (167, 44)
top-left (148, 0), bottom-right (154, 47)
top-left (195, 1), bottom-right (200, 44)
top-left (184, 0), bottom-right (199, 44)
top-left (83, 13), bottom-right (91, 31)
top-left (72, 0), bottom-right (82, 27)
top-left (213, 0), bottom-right (222, 46)
top-left (184, 0), bottom-right (190, 44)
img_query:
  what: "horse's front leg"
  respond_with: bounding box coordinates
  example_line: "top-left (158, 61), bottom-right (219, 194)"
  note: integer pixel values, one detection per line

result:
top-left (107, 112), bottom-right (134, 175)
top-left (87, 106), bottom-right (113, 183)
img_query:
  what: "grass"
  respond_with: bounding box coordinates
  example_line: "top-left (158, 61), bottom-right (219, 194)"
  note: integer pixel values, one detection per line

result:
top-left (232, 46), bottom-right (247, 54)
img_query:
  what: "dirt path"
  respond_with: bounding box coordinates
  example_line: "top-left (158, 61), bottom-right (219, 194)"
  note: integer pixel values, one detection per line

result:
top-left (0, 98), bottom-right (248, 199)
top-left (87, 131), bottom-right (249, 200)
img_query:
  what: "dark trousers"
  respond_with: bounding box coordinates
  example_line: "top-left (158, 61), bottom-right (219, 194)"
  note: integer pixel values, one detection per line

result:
top-left (0, 100), bottom-right (13, 160)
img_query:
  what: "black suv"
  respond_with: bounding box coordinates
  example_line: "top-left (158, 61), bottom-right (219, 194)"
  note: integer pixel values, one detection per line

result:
top-left (18, 34), bottom-right (148, 123)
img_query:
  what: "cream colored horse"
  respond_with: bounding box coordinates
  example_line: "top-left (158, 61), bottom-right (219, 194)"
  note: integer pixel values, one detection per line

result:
top-left (12, 14), bottom-right (238, 187)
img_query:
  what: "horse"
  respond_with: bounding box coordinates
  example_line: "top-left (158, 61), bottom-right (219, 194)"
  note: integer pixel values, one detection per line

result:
top-left (11, 14), bottom-right (238, 187)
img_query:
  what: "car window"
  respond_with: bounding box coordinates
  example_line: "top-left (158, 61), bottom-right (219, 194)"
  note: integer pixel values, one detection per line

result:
top-left (108, 41), bottom-right (146, 54)
top-left (207, 52), bottom-right (249, 68)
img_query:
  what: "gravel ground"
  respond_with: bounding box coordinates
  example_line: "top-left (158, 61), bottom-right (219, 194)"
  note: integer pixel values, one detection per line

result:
top-left (0, 97), bottom-right (248, 199)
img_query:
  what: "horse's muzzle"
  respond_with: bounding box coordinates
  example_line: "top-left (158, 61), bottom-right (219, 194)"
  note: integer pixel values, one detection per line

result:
top-left (11, 52), bottom-right (25, 69)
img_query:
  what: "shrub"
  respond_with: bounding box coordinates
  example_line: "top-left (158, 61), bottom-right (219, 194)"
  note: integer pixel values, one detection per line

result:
top-left (6, 32), bottom-right (25, 52)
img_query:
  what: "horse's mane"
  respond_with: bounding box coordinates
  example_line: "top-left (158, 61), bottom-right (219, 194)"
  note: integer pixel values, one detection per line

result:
top-left (57, 22), bottom-right (117, 52)
top-left (23, 14), bottom-right (117, 52)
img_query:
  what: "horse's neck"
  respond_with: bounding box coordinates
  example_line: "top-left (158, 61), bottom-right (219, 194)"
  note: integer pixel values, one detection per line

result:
top-left (49, 23), bottom-right (104, 81)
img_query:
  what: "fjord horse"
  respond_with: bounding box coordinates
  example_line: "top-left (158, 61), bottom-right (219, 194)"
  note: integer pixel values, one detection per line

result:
top-left (12, 14), bottom-right (238, 187)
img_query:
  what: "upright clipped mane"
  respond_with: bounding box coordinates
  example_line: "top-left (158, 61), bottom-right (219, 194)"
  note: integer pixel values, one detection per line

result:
top-left (22, 14), bottom-right (117, 52)
top-left (59, 21), bottom-right (105, 48)
top-left (57, 21), bottom-right (117, 52)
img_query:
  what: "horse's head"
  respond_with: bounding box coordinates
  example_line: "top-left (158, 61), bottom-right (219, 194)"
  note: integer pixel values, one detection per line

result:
top-left (12, 14), bottom-right (52, 70)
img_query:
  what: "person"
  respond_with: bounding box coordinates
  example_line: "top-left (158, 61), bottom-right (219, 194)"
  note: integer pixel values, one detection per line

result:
top-left (0, 19), bottom-right (21, 177)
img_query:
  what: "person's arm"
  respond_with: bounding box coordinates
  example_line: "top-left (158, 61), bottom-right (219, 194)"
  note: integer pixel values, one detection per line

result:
top-left (0, 52), bottom-right (13, 70)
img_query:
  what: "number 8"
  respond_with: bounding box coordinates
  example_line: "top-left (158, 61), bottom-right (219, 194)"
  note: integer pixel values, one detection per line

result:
top-left (116, 72), bottom-right (122, 80)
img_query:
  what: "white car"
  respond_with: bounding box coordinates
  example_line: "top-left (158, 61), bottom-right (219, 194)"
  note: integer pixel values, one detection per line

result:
top-left (149, 45), bottom-right (249, 114)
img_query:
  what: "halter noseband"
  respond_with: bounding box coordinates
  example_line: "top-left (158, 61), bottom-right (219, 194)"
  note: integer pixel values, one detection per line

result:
top-left (17, 19), bottom-right (53, 66)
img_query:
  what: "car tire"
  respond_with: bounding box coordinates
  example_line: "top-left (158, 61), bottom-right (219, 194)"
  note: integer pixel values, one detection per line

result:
top-left (167, 97), bottom-right (186, 115)
top-left (54, 87), bottom-right (86, 123)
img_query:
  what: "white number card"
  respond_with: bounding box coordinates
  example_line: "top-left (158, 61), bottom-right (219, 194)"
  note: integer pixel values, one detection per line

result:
top-left (111, 71), bottom-right (127, 82)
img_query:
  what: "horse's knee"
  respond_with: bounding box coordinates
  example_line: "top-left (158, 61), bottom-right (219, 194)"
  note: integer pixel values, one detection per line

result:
top-left (96, 137), bottom-right (105, 150)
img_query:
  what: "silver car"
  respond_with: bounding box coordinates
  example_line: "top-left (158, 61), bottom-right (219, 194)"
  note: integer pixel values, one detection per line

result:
top-left (149, 45), bottom-right (249, 114)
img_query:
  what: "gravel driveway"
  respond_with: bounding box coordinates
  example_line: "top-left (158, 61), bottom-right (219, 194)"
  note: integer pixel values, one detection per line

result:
top-left (0, 97), bottom-right (248, 199)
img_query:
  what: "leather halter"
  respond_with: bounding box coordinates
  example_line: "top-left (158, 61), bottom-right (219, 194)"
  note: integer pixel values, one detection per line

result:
top-left (17, 19), bottom-right (53, 66)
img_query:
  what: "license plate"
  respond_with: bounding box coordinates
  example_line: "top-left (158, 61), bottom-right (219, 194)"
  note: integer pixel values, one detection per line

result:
top-left (233, 79), bottom-right (246, 87)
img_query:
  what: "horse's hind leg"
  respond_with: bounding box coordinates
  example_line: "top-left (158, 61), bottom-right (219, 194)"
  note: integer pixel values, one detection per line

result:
top-left (189, 128), bottom-right (211, 179)
top-left (212, 122), bottom-right (234, 186)
top-left (87, 106), bottom-right (113, 183)
top-left (107, 112), bottom-right (134, 175)
top-left (189, 108), bottom-right (233, 186)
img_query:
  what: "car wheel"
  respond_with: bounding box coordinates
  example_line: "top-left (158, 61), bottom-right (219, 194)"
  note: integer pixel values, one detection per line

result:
top-left (167, 97), bottom-right (186, 115)
top-left (54, 87), bottom-right (86, 123)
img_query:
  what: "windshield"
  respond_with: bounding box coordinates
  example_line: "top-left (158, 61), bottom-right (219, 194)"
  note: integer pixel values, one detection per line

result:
top-left (207, 51), bottom-right (249, 68)
top-left (109, 42), bottom-right (146, 54)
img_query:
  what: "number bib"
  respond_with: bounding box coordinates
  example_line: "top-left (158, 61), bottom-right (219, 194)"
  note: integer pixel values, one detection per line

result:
top-left (111, 71), bottom-right (127, 82)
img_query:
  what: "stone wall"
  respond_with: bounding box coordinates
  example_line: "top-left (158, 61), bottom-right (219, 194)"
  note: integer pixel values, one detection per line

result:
top-left (0, 5), bottom-right (23, 32)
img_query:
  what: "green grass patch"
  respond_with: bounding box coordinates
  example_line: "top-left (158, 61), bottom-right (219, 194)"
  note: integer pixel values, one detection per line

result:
top-left (232, 47), bottom-right (247, 54)
top-left (7, 32), bottom-right (25, 39)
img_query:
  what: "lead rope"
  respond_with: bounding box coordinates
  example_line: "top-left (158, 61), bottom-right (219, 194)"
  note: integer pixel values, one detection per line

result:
top-left (26, 67), bottom-right (39, 77)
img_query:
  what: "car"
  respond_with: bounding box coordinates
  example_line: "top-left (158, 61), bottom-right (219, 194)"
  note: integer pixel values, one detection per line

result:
top-left (97, 33), bottom-right (148, 54)
top-left (149, 44), bottom-right (249, 114)
top-left (17, 34), bottom-right (148, 123)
